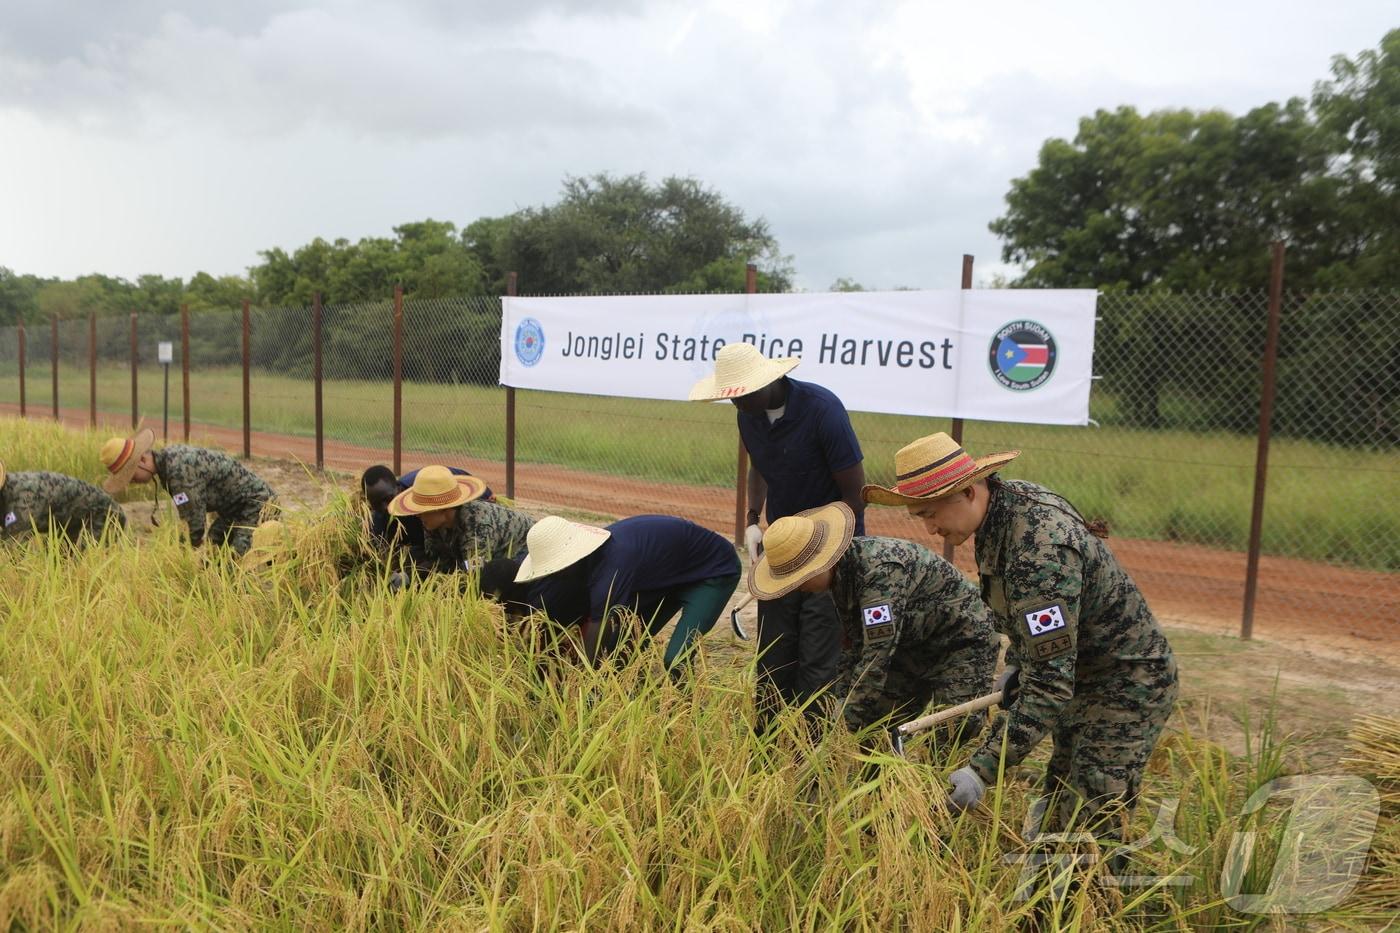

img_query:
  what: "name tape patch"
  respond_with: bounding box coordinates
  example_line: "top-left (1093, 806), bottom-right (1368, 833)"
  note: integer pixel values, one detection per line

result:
top-left (863, 603), bottom-right (895, 642)
top-left (172, 492), bottom-right (190, 506)
top-left (1034, 633), bottom-right (1073, 660)
top-left (1025, 603), bottom-right (1067, 637)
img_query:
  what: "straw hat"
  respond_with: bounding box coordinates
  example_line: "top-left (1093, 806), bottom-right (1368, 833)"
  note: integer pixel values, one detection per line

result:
top-left (0, 460), bottom-right (7, 491)
top-left (241, 520), bottom-right (291, 569)
top-left (862, 433), bottom-right (1019, 507)
top-left (688, 342), bottom-right (800, 402)
top-left (748, 502), bottom-right (856, 599)
top-left (387, 465), bottom-right (488, 516)
top-left (99, 425), bottom-right (157, 494)
top-left (514, 516), bottom-right (611, 583)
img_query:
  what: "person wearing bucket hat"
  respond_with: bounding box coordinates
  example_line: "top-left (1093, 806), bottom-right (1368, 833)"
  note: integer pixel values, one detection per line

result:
top-left (362, 464), bottom-right (495, 557)
top-left (99, 428), bottom-right (276, 555)
top-left (691, 342), bottom-right (866, 733)
top-left (386, 465), bottom-right (532, 573)
top-left (0, 462), bottom-right (126, 545)
top-left (749, 502), bottom-right (998, 745)
top-left (863, 432), bottom-right (1177, 854)
top-left (514, 514), bottom-right (741, 674)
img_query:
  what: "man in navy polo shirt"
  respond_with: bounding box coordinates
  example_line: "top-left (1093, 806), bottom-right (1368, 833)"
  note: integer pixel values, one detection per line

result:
top-left (690, 343), bottom-right (866, 734)
top-left (502, 514), bottom-right (742, 677)
top-left (362, 464), bottom-right (494, 558)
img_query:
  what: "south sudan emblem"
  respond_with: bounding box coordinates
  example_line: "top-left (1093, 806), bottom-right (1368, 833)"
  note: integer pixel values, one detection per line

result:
top-left (989, 320), bottom-right (1057, 391)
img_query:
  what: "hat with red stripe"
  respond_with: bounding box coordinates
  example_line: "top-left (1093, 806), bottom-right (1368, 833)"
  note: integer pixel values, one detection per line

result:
top-left (99, 425), bottom-right (156, 494)
top-left (862, 432), bottom-right (1019, 506)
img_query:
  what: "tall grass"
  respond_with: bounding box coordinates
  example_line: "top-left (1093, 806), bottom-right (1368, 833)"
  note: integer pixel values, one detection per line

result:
top-left (3, 365), bottom-right (1396, 569)
top-left (1, 419), bottom-right (1396, 927)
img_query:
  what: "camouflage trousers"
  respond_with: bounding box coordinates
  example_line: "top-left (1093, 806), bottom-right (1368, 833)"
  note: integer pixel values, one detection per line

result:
top-left (1038, 655), bottom-right (1179, 841)
top-left (206, 500), bottom-right (269, 556)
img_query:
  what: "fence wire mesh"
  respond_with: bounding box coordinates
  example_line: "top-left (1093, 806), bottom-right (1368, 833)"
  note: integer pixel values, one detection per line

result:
top-left (1, 286), bottom-right (1396, 642)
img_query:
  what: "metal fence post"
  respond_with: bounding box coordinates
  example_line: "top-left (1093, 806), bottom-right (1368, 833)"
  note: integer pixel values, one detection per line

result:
top-left (944, 254), bottom-right (973, 562)
top-left (505, 272), bottom-right (517, 499)
top-left (18, 319), bottom-right (26, 417)
top-left (180, 303), bottom-right (190, 441)
top-left (129, 312), bottom-right (139, 428)
top-left (88, 312), bottom-right (96, 427)
top-left (50, 314), bottom-right (59, 421)
top-left (241, 299), bottom-right (250, 458)
top-left (393, 285), bottom-right (404, 475)
top-left (313, 293), bottom-right (324, 470)
top-left (734, 263), bottom-right (757, 546)
top-left (1241, 242), bottom-right (1286, 639)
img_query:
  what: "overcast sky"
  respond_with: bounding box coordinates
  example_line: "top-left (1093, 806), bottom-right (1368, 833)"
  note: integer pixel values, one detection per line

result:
top-left (0, 1), bottom-right (1393, 292)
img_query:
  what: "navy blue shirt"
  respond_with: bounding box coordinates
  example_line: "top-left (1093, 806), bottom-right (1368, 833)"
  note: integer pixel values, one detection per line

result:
top-left (737, 377), bottom-right (865, 535)
top-left (531, 515), bottom-right (740, 625)
top-left (369, 466), bottom-right (493, 550)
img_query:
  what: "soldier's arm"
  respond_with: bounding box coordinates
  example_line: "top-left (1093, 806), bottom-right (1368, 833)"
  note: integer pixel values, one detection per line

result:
top-left (967, 543), bottom-right (1084, 783)
top-left (837, 582), bottom-right (906, 734)
top-left (162, 458), bottom-right (208, 545)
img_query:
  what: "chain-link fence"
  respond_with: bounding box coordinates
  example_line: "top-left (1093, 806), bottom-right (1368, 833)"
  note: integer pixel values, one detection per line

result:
top-left (1, 286), bottom-right (1396, 644)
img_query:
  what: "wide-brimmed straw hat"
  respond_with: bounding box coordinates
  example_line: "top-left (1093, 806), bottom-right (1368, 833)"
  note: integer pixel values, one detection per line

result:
top-left (862, 433), bottom-right (1019, 507)
top-left (514, 516), bottom-right (611, 583)
top-left (387, 465), bottom-right (488, 516)
top-left (0, 460), bottom-right (7, 491)
top-left (688, 342), bottom-right (800, 402)
top-left (99, 426), bottom-right (157, 494)
top-left (241, 519), bottom-right (291, 569)
top-left (748, 502), bottom-right (856, 600)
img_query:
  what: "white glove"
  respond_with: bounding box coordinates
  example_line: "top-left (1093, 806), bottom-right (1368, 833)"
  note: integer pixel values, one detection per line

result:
top-left (948, 766), bottom-right (986, 812)
top-left (745, 523), bottom-right (764, 564)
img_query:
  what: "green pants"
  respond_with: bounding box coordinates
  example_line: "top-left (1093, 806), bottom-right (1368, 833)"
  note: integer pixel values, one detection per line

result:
top-left (636, 573), bottom-right (743, 669)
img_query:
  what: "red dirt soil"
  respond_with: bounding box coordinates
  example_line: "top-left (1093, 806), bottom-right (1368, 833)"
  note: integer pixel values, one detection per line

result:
top-left (11, 403), bottom-right (1398, 660)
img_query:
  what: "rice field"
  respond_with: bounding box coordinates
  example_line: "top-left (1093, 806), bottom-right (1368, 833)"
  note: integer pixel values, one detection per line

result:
top-left (1, 417), bottom-right (1398, 928)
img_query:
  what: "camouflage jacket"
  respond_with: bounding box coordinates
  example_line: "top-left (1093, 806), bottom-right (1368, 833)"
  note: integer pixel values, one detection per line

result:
top-left (424, 499), bottom-right (535, 570)
top-left (968, 478), bottom-right (1175, 782)
top-left (1, 471), bottom-right (125, 540)
top-left (829, 536), bottom-right (999, 731)
top-left (153, 446), bottom-right (275, 547)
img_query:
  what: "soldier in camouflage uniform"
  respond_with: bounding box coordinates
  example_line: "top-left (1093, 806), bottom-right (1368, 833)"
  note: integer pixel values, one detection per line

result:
top-left (387, 465), bottom-right (532, 571)
top-left (100, 427), bottom-right (276, 555)
top-left (0, 462), bottom-right (126, 544)
top-left (748, 501), bottom-right (998, 741)
top-left (864, 433), bottom-right (1177, 846)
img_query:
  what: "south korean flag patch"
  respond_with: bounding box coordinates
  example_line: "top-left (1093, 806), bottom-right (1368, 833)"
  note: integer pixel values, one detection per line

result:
top-left (1025, 603), bottom-right (1067, 637)
top-left (4, 511), bottom-right (16, 527)
top-left (862, 602), bottom-right (895, 642)
top-left (172, 492), bottom-right (190, 506)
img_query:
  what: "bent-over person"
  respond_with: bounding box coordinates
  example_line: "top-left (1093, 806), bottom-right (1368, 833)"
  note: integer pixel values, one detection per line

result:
top-left (386, 465), bottom-right (531, 571)
top-left (100, 427), bottom-right (275, 555)
top-left (0, 462), bottom-right (126, 544)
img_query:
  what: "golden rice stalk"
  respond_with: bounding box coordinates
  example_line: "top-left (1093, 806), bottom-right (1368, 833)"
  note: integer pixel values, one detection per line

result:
top-left (1345, 715), bottom-right (1400, 809)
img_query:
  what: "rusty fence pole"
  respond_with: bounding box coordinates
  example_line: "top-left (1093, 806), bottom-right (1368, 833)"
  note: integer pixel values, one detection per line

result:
top-left (50, 314), bottom-right (59, 420)
top-left (313, 293), bottom-right (324, 470)
top-left (392, 286), bottom-right (404, 475)
top-left (1241, 242), bottom-right (1286, 639)
top-left (241, 299), bottom-right (251, 458)
top-left (505, 272), bottom-right (517, 499)
top-left (734, 263), bottom-right (758, 547)
top-left (944, 254), bottom-right (973, 562)
top-left (18, 320), bottom-right (27, 417)
top-left (129, 312), bottom-right (139, 428)
top-left (180, 304), bottom-right (190, 441)
top-left (88, 313), bottom-right (97, 427)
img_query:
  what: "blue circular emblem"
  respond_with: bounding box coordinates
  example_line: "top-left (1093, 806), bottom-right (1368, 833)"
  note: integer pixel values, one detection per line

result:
top-left (514, 317), bottom-right (545, 367)
top-left (988, 319), bottom-right (1057, 391)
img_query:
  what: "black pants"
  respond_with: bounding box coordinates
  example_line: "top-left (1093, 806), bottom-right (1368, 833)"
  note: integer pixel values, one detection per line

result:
top-left (754, 589), bottom-right (843, 734)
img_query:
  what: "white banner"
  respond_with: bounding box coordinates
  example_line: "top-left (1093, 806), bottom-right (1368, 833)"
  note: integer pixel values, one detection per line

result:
top-left (500, 290), bottom-right (1098, 425)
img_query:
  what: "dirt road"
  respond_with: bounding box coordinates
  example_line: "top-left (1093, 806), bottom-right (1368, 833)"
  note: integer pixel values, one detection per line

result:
top-left (13, 402), bottom-right (1398, 659)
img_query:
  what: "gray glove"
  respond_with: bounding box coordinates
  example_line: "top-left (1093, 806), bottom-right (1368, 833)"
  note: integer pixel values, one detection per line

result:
top-left (744, 523), bottom-right (764, 564)
top-left (388, 571), bottom-right (408, 593)
top-left (994, 665), bottom-right (1021, 707)
top-left (948, 766), bottom-right (986, 812)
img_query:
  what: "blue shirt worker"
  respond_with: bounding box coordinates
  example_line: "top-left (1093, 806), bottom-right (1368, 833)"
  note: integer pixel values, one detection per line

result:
top-left (363, 464), bottom-right (494, 556)
top-left (690, 342), bottom-right (866, 733)
top-left (512, 514), bottom-right (742, 676)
